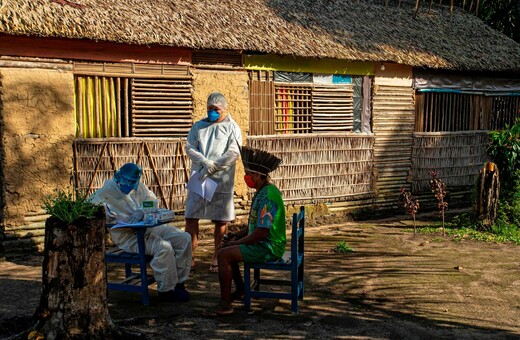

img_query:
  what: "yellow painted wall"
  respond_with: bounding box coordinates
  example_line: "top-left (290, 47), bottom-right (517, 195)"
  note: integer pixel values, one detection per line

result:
top-left (374, 62), bottom-right (413, 86)
top-left (245, 54), bottom-right (374, 75)
top-left (191, 68), bottom-right (250, 198)
top-left (1, 67), bottom-right (75, 225)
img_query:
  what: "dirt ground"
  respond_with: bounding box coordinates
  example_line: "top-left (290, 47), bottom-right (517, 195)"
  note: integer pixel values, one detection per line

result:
top-left (1, 210), bottom-right (520, 339)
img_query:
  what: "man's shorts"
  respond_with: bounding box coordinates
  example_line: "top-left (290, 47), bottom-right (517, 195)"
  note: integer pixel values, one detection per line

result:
top-left (239, 243), bottom-right (279, 263)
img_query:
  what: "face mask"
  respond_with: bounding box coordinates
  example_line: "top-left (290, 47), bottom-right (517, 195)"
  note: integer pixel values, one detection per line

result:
top-left (207, 109), bottom-right (220, 122)
top-left (244, 174), bottom-right (256, 188)
top-left (118, 183), bottom-right (134, 195)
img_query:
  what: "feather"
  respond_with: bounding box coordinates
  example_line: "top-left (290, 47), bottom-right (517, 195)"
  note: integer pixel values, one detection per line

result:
top-left (240, 146), bottom-right (282, 176)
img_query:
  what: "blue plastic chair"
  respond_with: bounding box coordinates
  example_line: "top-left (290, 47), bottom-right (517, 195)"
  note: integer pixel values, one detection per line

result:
top-left (244, 206), bottom-right (305, 314)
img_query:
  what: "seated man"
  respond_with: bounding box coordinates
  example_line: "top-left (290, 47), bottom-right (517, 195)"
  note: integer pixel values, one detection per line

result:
top-left (89, 163), bottom-right (192, 302)
top-left (209, 146), bottom-right (285, 315)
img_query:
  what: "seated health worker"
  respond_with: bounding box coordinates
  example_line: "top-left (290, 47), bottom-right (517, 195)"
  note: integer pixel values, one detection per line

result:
top-left (89, 163), bottom-right (192, 302)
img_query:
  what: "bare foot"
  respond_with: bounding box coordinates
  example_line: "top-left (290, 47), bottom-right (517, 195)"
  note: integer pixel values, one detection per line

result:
top-left (204, 303), bottom-right (234, 317)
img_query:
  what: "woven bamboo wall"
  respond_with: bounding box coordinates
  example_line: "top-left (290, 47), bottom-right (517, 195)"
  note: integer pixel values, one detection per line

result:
top-left (372, 84), bottom-right (415, 208)
top-left (73, 138), bottom-right (190, 211)
top-left (411, 131), bottom-right (489, 192)
top-left (247, 134), bottom-right (375, 203)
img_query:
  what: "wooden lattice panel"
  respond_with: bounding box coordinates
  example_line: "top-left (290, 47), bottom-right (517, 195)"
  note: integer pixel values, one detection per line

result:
top-left (411, 131), bottom-right (489, 192)
top-left (247, 134), bottom-right (375, 203)
top-left (73, 138), bottom-right (191, 211)
top-left (274, 83), bottom-right (312, 134)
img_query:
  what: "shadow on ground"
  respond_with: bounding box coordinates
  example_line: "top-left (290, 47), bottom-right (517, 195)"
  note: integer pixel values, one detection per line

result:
top-left (1, 211), bottom-right (520, 339)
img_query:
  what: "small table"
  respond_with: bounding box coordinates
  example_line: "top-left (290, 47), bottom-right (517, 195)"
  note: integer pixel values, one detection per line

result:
top-left (105, 219), bottom-right (173, 305)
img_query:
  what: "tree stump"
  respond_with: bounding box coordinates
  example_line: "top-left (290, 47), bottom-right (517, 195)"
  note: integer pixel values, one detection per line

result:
top-left (26, 207), bottom-right (139, 340)
top-left (476, 162), bottom-right (500, 228)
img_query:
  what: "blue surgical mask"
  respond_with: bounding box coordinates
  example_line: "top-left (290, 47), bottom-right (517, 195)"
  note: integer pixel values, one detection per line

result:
top-left (116, 175), bottom-right (139, 195)
top-left (118, 183), bottom-right (134, 195)
top-left (207, 109), bottom-right (220, 122)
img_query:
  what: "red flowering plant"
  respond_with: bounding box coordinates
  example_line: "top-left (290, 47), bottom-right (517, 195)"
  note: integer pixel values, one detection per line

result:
top-left (398, 187), bottom-right (420, 235)
top-left (429, 171), bottom-right (448, 236)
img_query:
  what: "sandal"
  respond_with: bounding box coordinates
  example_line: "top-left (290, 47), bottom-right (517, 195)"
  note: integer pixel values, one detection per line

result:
top-left (208, 264), bottom-right (219, 273)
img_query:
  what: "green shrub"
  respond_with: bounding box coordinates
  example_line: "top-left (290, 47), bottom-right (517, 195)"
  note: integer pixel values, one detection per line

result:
top-left (43, 189), bottom-right (99, 224)
top-left (332, 241), bottom-right (354, 254)
top-left (487, 119), bottom-right (520, 188)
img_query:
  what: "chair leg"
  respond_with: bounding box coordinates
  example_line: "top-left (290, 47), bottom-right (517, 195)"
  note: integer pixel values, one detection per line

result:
top-left (299, 261), bottom-right (304, 299)
top-left (244, 264), bottom-right (252, 312)
top-left (291, 265), bottom-right (298, 314)
top-left (124, 263), bottom-right (132, 278)
top-left (253, 268), bottom-right (260, 291)
top-left (138, 258), bottom-right (150, 306)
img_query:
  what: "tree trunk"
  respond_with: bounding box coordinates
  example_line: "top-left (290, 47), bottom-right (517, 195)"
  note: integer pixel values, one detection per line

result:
top-left (476, 162), bottom-right (500, 228)
top-left (26, 207), bottom-right (139, 340)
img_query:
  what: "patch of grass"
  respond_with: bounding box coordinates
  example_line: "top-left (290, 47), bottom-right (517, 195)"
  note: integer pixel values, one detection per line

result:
top-left (332, 241), bottom-right (354, 254)
top-left (410, 223), bottom-right (520, 245)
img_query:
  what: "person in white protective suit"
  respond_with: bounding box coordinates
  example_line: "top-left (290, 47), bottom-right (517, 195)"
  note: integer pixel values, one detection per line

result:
top-left (185, 92), bottom-right (242, 272)
top-left (89, 163), bottom-right (192, 302)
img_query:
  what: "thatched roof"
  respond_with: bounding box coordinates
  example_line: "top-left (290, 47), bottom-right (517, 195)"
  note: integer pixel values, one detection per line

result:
top-left (1, 0), bottom-right (519, 72)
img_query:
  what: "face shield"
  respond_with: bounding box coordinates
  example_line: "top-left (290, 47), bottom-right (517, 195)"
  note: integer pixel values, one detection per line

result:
top-left (114, 163), bottom-right (142, 195)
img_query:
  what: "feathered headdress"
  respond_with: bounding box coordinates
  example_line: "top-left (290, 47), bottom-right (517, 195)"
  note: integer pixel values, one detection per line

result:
top-left (240, 146), bottom-right (282, 176)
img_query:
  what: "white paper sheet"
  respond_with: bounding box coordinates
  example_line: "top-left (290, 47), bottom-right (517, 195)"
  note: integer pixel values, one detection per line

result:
top-left (186, 170), bottom-right (218, 201)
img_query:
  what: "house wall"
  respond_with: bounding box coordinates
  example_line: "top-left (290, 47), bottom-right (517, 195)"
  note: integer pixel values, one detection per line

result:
top-left (371, 63), bottom-right (415, 209)
top-left (191, 68), bottom-right (250, 198)
top-left (0, 65), bottom-right (75, 226)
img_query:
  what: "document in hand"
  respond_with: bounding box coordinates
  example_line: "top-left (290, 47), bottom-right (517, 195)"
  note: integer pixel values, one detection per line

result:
top-left (186, 170), bottom-right (218, 201)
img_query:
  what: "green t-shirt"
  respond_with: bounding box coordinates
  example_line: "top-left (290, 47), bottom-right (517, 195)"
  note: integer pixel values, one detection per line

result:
top-left (247, 183), bottom-right (286, 258)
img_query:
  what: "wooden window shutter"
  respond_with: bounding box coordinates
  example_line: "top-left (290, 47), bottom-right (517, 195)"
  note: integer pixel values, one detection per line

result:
top-left (249, 80), bottom-right (275, 135)
top-left (74, 62), bottom-right (193, 138)
top-left (311, 84), bottom-right (354, 131)
top-left (131, 78), bottom-right (193, 137)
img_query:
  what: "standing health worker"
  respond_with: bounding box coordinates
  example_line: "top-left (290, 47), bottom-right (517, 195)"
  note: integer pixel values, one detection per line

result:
top-left (185, 92), bottom-right (242, 272)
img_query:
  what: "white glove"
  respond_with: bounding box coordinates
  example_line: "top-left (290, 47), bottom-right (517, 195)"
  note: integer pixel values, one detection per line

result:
top-left (201, 159), bottom-right (218, 173)
top-left (104, 204), bottom-right (118, 219)
top-left (128, 209), bottom-right (144, 224)
top-left (199, 168), bottom-right (209, 181)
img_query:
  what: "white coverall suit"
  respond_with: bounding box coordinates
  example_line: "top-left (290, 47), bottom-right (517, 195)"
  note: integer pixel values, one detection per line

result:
top-left (90, 179), bottom-right (191, 292)
top-left (185, 114), bottom-right (242, 221)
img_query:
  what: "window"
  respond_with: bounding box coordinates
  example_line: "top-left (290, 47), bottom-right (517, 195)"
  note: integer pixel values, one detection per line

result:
top-left (415, 91), bottom-right (520, 132)
top-left (413, 71), bottom-right (520, 132)
top-left (74, 63), bottom-right (193, 138)
top-left (488, 96), bottom-right (520, 130)
top-left (275, 83), bottom-right (312, 134)
top-left (249, 71), bottom-right (370, 135)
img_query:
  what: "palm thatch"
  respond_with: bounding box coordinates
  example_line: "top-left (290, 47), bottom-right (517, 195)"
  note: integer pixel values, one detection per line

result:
top-left (0, 0), bottom-right (518, 72)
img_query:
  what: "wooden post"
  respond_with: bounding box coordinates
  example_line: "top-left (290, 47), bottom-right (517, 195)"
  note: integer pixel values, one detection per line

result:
top-left (476, 162), bottom-right (500, 227)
